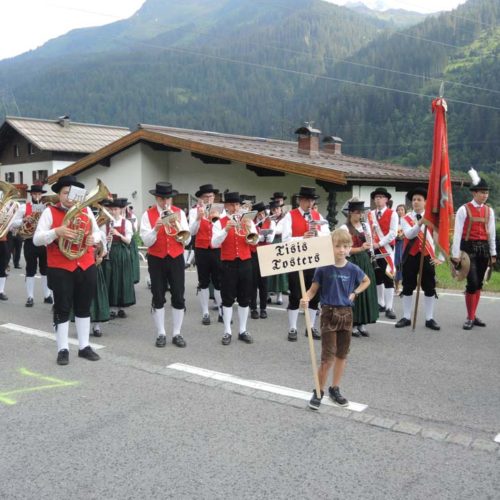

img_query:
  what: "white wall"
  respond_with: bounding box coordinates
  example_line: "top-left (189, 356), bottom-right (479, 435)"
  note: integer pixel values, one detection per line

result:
top-left (0, 160), bottom-right (67, 190)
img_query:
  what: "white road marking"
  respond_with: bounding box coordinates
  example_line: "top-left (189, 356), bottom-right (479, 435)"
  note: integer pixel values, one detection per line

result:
top-left (0, 323), bottom-right (106, 350)
top-left (167, 362), bottom-right (367, 412)
top-left (19, 274), bottom-right (41, 279)
top-left (495, 433), bottom-right (500, 443)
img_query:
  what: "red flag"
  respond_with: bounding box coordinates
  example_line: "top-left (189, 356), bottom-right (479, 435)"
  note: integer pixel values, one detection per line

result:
top-left (423, 98), bottom-right (454, 257)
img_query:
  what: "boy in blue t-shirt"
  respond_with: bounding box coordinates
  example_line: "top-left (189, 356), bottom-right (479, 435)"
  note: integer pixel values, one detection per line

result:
top-left (301, 228), bottom-right (370, 410)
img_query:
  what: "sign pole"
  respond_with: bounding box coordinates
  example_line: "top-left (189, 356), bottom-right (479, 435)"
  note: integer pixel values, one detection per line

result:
top-left (299, 270), bottom-right (322, 399)
top-left (412, 225), bottom-right (428, 332)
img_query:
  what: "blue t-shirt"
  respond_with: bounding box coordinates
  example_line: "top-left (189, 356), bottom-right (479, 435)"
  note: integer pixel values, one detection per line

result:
top-left (313, 262), bottom-right (366, 307)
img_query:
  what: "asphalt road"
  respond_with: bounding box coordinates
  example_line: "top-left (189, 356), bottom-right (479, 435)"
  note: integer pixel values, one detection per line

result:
top-left (1, 262), bottom-right (499, 499)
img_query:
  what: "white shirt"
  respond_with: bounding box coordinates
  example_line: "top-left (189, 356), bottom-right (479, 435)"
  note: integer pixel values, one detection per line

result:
top-left (33, 206), bottom-right (101, 247)
top-left (452, 201), bottom-right (496, 258)
top-left (140, 204), bottom-right (190, 248)
top-left (256, 219), bottom-right (277, 244)
top-left (211, 216), bottom-right (258, 248)
top-left (281, 208), bottom-right (330, 242)
top-left (102, 217), bottom-right (133, 245)
top-left (188, 206), bottom-right (227, 235)
top-left (339, 221), bottom-right (373, 245)
top-left (369, 206), bottom-right (398, 248)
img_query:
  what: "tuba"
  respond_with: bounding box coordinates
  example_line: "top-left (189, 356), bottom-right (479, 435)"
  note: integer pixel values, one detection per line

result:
top-left (160, 208), bottom-right (191, 243)
top-left (58, 179), bottom-right (111, 260)
top-left (0, 181), bottom-right (20, 239)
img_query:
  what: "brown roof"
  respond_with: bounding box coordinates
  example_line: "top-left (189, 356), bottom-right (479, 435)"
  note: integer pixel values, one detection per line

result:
top-left (48, 124), bottom-right (455, 185)
top-left (3, 116), bottom-right (130, 154)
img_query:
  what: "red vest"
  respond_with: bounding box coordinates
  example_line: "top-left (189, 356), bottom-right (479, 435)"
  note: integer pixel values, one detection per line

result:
top-left (146, 206), bottom-right (184, 258)
top-left (219, 216), bottom-right (251, 261)
top-left (26, 203), bottom-right (33, 217)
top-left (463, 203), bottom-right (489, 241)
top-left (195, 217), bottom-right (213, 249)
top-left (251, 218), bottom-right (272, 254)
top-left (290, 208), bottom-right (321, 237)
top-left (375, 208), bottom-right (395, 246)
top-left (346, 224), bottom-right (366, 249)
top-left (403, 214), bottom-right (435, 257)
top-left (47, 205), bottom-right (95, 271)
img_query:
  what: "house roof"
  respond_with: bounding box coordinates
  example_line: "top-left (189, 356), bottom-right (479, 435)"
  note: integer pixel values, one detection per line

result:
top-left (1, 116), bottom-right (130, 154)
top-left (48, 124), bottom-right (458, 186)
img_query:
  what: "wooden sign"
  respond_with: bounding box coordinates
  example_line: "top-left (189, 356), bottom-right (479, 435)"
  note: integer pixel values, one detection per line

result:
top-left (257, 235), bottom-right (334, 277)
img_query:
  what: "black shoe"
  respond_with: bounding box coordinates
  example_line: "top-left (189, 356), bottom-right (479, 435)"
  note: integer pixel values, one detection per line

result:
top-left (395, 318), bottom-right (411, 328)
top-left (44, 296), bottom-right (53, 304)
top-left (155, 335), bottom-right (167, 347)
top-left (288, 328), bottom-right (298, 342)
top-left (463, 319), bottom-right (473, 330)
top-left (425, 319), bottom-right (441, 331)
top-left (358, 326), bottom-right (370, 337)
top-left (305, 327), bottom-right (321, 340)
top-left (385, 309), bottom-right (396, 319)
top-left (329, 386), bottom-right (348, 407)
top-left (352, 329), bottom-right (361, 337)
top-left (276, 299), bottom-right (283, 305)
top-left (238, 331), bottom-right (253, 344)
top-left (218, 314), bottom-right (223, 323)
top-left (308, 389), bottom-right (324, 410)
top-left (221, 333), bottom-right (232, 346)
top-left (250, 309), bottom-right (259, 319)
top-left (25, 297), bottom-right (34, 307)
top-left (56, 349), bottom-right (69, 365)
top-left (14, 265), bottom-right (21, 269)
top-left (0, 293), bottom-right (8, 301)
top-left (172, 334), bottom-right (186, 348)
top-left (260, 309), bottom-right (267, 319)
top-left (473, 317), bottom-right (486, 327)
top-left (110, 311), bottom-right (117, 319)
top-left (92, 326), bottom-right (102, 337)
top-left (78, 345), bottom-right (100, 361)
top-left (378, 305), bottom-right (386, 313)
top-left (202, 314), bottom-right (211, 325)
top-left (267, 297), bottom-right (272, 304)
top-left (117, 309), bottom-right (127, 318)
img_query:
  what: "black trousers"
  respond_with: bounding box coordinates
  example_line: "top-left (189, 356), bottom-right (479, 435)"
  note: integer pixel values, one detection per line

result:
top-left (374, 249), bottom-right (395, 288)
top-left (220, 258), bottom-right (252, 308)
top-left (402, 253), bottom-right (436, 297)
top-left (250, 252), bottom-right (268, 310)
top-left (23, 238), bottom-right (48, 277)
top-left (195, 247), bottom-right (221, 290)
top-left (148, 254), bottom-right (185, 310)
top-left (288, 268), bottom-right (319, 311)
top-left (461, 240), bottom-right (490, 293)
top-left (0, 241), bottom-right (8, 277)
top-left (7, 232), bottom-right (23, 267)
top-left (48, 265), bottom-right (97, 324)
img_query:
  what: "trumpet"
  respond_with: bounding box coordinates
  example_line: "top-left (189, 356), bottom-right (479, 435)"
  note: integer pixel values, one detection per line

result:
top-left (160, 209), bottom-right (191, 243)
top-left (230, 210), bottom-right (259, 245)
top-left (198, 202), bottom-right (222, 223)
top-left (304, 210), bottom-right (318, 237)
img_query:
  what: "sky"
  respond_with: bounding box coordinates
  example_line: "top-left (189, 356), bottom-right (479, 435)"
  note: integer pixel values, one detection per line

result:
top-left (0, 0), bottom-right (468, 61)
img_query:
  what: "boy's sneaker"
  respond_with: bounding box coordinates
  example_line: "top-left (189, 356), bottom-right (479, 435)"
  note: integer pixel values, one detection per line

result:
top-left (308, 389), bottom-right (324, 410)
top-left (56, 349), bottom-right (69, 365)
top-left (78, 346), bottom-right (100, 361)
top-left (287, 328), bottom-right (298, 341)
top-left (329, 386), bottom-right (348, 407)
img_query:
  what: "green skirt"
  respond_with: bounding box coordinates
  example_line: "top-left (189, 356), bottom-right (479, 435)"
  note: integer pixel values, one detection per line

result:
top-left (105, 242), bottom-right (136, 308)
top-left (348, 251), bottom-right (379, 326)
top-left (267, 235), bottom-right (289, 293)
top-left (129, 236), bottom-right (141, 284)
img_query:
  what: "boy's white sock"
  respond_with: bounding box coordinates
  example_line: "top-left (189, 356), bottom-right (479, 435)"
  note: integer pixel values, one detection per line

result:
top-left (199, 288), bottom-right (209, 316)
top-left (0, 277), bottom-right (6, 294)
top-left (172, 308), bottom-right (184, 336)
top-left (376, 284), bottom-right (385, 307)
top-left (75, 316), bottom-right (90, 349)
top-left (25, 276), bottom-right (35, 298)
top-left (384, 288), bottom-right (394, 311)
top-left (238, 306), bottom-right (249, 334)
top-left (223, 306), bottom-right (233, 335)
top-left (152, 307), bottom-right (166, 336)
top-left (288, 309), bottom-right (299, 330)
top-left (308, 309), bottom-right (318, 330)
top-left (54, 321), bottom-right (69, 351)
top-left (41, 275), bottom-right (51, 298)
top-left (402, 294), bottom-right (413, 319)
top-left (424, 295), bottom-right (436, 321)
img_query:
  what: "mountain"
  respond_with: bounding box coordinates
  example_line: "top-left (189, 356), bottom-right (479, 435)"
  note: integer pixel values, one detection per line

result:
top-left (345, 2), bottom-right (428, 28)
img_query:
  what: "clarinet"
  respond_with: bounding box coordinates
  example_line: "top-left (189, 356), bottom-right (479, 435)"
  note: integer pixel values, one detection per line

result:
top-left (361, 215), bottom-right (380, 271)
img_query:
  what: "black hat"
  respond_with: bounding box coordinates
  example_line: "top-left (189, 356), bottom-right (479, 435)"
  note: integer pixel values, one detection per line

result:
top-left (407, 187), bottom-right (427, 200)
top-left (347, 200), bottom-right (368, 212)
top-left (26, 185), bottom-right (47, 194)
top-left (252, 202), bottom-right (267, 213)
top-left (269, 200), bottom-right (281, 210)
top-left (149, 182), bottom-right (178, 198)
top-left (195, 184), bottom-right (219, 198)
top-left (105, 197), bottom-right (128, 208)
top-left (470, 178), bottom-right (489, 191)
top-left (223, 191), bottom-right (241, 204)
top-left (370, 187), bottom-right (392, 200)
top-left (295, 186), bottom-right (319, 200)
top-left (270, 192), bottom-right (287, 201)
top-left (51, 175), bottom-right (85, 194)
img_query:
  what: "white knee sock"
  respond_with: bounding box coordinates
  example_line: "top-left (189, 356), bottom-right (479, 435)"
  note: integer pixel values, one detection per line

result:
top-left (384, 288), bottom-right (394, 311)
top-left (54, 321), bottom-right (69, 351)
top-left (288, 309), bottom-right (299, 330)
top-left (172, 308), bottom-right (184, 336)
top-left (238, 306), bottom-right (249, 334)
top-left (26, 276), bottom-right (35, 299)
top-left (199, 288), bottom-right (209, 315)
top-left (424, 295), bottom-right (435, 321)
top-left (377, 284), bottom-right (385, 307)
top-left (75, 316), bottom-right (90, 349)
top-left (0, 277), bottom-right (6, 294)
top-left (402, 294), bottom-right (413, 319)
top-left (213, 289), bottom-right (222, 308)
top-left (308, 309), bottom-right (318, 329)
top-left (223, 306), bottom-right (233, 335)
top-left (277, 292), bottom-right (283, 302)
top-left (152, 307), bottom-right (166, 336)
top-left (41, 275), bottom-right (51, 298)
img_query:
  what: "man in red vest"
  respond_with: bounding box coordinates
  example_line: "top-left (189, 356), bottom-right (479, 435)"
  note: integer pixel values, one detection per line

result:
top-left (140, 182), bottom-right (189, 348)
top-left (452, 173), bottom-right (497, 330)
top-left (211, 192), bottom-right (258, 345)
top-left (33, 175), bottom-right (101, 365)
top-left (188, 184), bottom-right (223, 325)
top-left (12, 184), bottom-right (53, 307)
top-left (395, 187), bottom-right (443, 330)
top-left (281, 186), bottom-right (330, 341)
top-left (367, 187), bottom-right (398, 319)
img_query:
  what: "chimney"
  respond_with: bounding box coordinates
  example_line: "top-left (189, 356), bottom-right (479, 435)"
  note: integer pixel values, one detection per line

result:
top-left (294, 122), bottom-right (321, 156)
top-left (58, 115), bottom-right (70, 128)
top-left (322, 135), bottom-right (343, 155)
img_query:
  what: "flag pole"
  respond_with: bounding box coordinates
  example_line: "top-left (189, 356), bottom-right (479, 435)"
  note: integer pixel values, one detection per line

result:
top-left (412, 225), bottom-right (428, 331)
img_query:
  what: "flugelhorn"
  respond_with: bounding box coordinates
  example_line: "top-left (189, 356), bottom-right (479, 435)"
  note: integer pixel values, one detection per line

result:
top-left (0, 181), bottom-right (20, 239)
top-left (161, 208), bottom-right (190, 243)
top-left (230, 210), bottom-right (259, 244)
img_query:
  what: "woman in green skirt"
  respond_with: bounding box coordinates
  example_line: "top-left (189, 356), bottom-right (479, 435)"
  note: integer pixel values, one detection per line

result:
top-left (126, 205), bottom-right (141, 284)
top-left (340, 199), bottom-right (379, 337)
top-left (101, 198), bottom-right (136, 318)
top-left (90, 241), bottom-right (111, 336)
top-left (266, 200), bottom-right (288, 304)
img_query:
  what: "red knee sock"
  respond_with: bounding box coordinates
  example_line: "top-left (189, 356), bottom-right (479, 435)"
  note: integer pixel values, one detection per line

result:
top-left (465, 292), bottom-right (475, 320)
top-left (472, 290), bottom-right (481, 319)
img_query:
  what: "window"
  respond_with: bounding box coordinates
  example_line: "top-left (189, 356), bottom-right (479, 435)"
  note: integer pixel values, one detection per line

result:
top-left (5, 172), bottom-right (15, 183)
top-left (32, 170), bottom-right (48, 184)
top-left (18, 172), bottom-right (24, 184)
top-left (13, 144), bottom-right (20, 157)
top-left (28, 143), bottom-right (36, 155)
